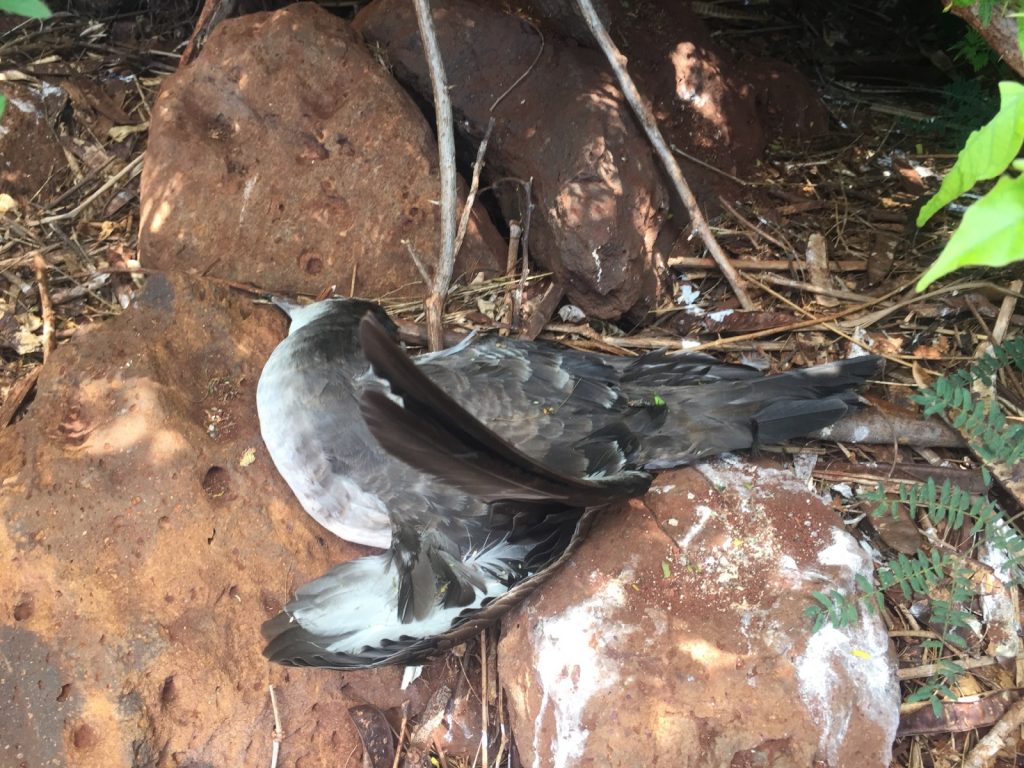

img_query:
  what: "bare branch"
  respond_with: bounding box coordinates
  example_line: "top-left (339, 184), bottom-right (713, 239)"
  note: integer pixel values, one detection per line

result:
top-left (412, 0), bottom-right (458, 350)
top-left (453, 117), bottom-right (495, 260)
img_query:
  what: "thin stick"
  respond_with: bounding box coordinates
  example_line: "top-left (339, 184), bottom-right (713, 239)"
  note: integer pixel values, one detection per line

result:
top-left (33, 252), bottom-right (54, 362)
top-left (0, 366), bottom-right (42, 429)
top-left (432, 735), bottom-right (450, 768)
top-left (490, 22), bottom-right (544, 113)
top-left (391, 703), bottom-right (409, 768)
top-left (412, 0), bottom-right (457, 351)
top-left (480, 630), bottom-right (489, 767)
top-left (402, 240), bottom-right (432, 285)
top-left (668, 256), bottom-right (867, 272)
top-left (670, 143), bottom-right (750, 186)
top-left (759, 272), bottom-right (872, 303)
top-left (29, 153), bottom-right (144, 226)
top-left (991, 278), bottom-right (1022, 344)
top-left (269, 685), bottom-right (282, 768)
top-left (546, 278), bottom-right (916, 354)
top-left (898, 655), bottom-right (998, 680)
top-left (964, 293), bottom-right (997, 348)
top-left (453, 117), bottom-right (494, 260)
top-left (962, 697), bottom-right (1024, 768)
top-left (501, 220), bottom-right (523, 331)
top-left (505, 221), bottom-right (522, 276)
top-left (513, 178), bottom-right (534, 330)
top-left (747, 275), bottom-right (913, 369)
top-left (718, 196), bottom-right (795, 255)
top-left (494, 679), bottom-right (508, 767)
top-left (572, 0), bottom-right (756, 310)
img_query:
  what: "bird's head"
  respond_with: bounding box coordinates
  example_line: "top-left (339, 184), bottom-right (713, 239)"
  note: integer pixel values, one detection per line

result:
top-left (269, 295), bottom-right (399, 339)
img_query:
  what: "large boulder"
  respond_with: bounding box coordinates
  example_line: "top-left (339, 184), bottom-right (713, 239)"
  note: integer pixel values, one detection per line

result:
top-left (140, 3), bottom-right (503, 301)
top-left (500, 460), bottom-right (900, 767)
top-left (356, 0), bottom-right (670, 320)
top-left (0, 274), bottom-right (440, 766)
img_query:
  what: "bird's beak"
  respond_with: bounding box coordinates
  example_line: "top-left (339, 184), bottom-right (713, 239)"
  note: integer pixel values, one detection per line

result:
top-left (269, 295), bottom-right (303, 318)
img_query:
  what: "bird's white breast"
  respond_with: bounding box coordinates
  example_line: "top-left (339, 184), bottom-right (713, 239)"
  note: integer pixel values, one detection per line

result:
top-left (257, 343), bottom-right (392, 549)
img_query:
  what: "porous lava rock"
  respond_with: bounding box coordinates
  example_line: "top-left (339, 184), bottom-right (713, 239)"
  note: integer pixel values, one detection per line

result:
top-left (0, 274), bottom-right (448, 767)
top-left (140, 3), bottom-right (503, 301)
top-left (499, 459), bottom-right (899, 767)
top-left (356, 0), bottom-right (670, 320)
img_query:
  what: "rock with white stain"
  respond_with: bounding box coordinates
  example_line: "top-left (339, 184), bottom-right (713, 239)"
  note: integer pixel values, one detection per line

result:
top-left (499, 458), bottom-right (899, 767)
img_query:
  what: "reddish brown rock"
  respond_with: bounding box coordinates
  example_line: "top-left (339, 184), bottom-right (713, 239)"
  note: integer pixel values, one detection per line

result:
top-left (0, 274), bottom-right (457, 767)
top-left (499, 459), bottom-right (899, 767)
top-left (356, 0), bottom-right (669, 320)
top-left (623, 5), bottom-right (828, 171)
top-left (490, 0), bottom-right (827, 202)
top-left (0, 84), bottom-right (67, 200)
top-left (139, 3), bottom-right (503, 301)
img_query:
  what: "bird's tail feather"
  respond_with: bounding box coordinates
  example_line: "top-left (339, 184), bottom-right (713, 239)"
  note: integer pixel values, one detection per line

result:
top-left (633, 355), bottom-right (880, 468)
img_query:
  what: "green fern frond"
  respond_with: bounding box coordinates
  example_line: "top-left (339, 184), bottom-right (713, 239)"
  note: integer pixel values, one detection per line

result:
top-left (813, 338), bottom-right (1023, 717)
top-left (913, 338), bottom-right (1024, 468)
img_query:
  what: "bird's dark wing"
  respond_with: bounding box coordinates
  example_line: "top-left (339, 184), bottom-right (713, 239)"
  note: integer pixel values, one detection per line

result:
top-left (257, 312), bottom-right (492, 547)
top-left (358, 314), bottom-right (652, 506)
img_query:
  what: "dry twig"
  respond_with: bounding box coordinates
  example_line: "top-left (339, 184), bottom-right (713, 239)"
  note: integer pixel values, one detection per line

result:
top-left (411, 0), bottom-right (457, 351)
top-left (490, 21), bottom-right (544, 112)
top-left (759, 272), bottom-right (873, 303)
top-left (480, 630), bottom-right (489, 767)
top-left (513, 177), bottom-right (534, 330)
top-left (28, 154), bottom-right (144, 226)
top-left (668, 256), bottom-right (867, 272)
top-left (898, 655), bottom-right (1000, 681)
top-left (452, 117), bottom-right (494, 260)
top-left (0, 367), bottom-right (42, 429)
top-left (269, 684), bottom-right (282, 768)
top-left (748, 274), bottom-right (914, 369)
top-left (32, 252), bottom-right (54, 363)
top-left (962, 696), bottom-right (1024, 768)
top-left (391, 703), bottom-right (409, 768)
top-left (991, 279), bottom-right (1022, 344)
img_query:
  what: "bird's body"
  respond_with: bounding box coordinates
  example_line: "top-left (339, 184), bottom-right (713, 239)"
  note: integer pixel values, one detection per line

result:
top-left (257, 297), bottom-right (879, 668)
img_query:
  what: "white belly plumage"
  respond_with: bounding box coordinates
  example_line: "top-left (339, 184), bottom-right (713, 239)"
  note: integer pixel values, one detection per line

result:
top-left (257, 349), bottom-right (392, 549)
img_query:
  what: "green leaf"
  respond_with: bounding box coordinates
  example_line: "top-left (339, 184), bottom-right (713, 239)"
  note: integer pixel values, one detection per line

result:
top-left (0, 94), bottom-right (5, 121)
top-left (810, 590), bottom-right (833, 608)
top-left (917, 81), bottom-right (1024, 228)
top-left (0, 0), bottom-right (52, 18)
top-left (916, 173), bottom-right (1024, 291)
top-left (906, 685), bottom-right (939, 704)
